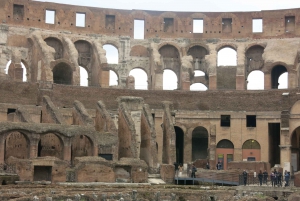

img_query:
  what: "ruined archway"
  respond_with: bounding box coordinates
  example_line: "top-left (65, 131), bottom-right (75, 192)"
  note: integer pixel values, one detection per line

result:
top-left (44, 37), bottom-right (64, 60)
top-left (163, 69), bottom-right (177, 90)
top-left (174, 126), bottom-right (184, 164)
top-left (271, 65), bottom-right (288, 89)
top-left (245, 45), bottom-right (264, 74)
top-left (5, 60), bottom-right (27, 82)
top-left (217, 47), bottom-right (237, 66)
top-left (103, 44), bottom-right (119, 64)
top-left (247, 70), bottom-right (264, 90)
top-left (71, 135), bottom-right (93, 161)
top-left (216, 139), bottom-right (234, 170)
top-left (187, 45), bottom-right (208, 71)
top-left (242, 139), bottom-right (261, 161)
top-left (53, 62), bottom-right (73, 85)
top-left (190, 83), bottom-right (207, 91)
top-left (192, 126), bottom-right (208, 161)
top-left (79, 66), bottom-right (88, 87)
top-left (159, 45), bottom-right (181, 74)
top-left (37, 133), bottom-right (64, 160)
top-left (4, 131), bottom-right (29, 161)
top-left (129, 68), bottom-right (148, 90)
top-left (74, 40), bottom-right (93, 68)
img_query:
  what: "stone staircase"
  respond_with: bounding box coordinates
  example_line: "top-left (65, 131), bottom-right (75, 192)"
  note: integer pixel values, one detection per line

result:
top-left (148, 174), bottom-right (166, 184)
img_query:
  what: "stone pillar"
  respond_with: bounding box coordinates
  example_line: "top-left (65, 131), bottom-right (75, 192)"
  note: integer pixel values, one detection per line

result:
top-left (14, 66), bottom-right (23, 82)
top-left (126, 76), bottom-right (135, 89)
top-left (209, 75), bottom-right (217, 90)
top-left (93, 146), bottom-right (98, 156)
top-left (264, 73), bottom-right (271, 90)
top-left (279, 145), bottom-right (291, 168)
top-left (30, 136), bottom-right (40, 158)
top-left (0, 136), bottom-right (5, 164)
top-left (154, 70), bottom-right (163, 90)
top-left (99, 69), bottom-right (110, 88)
top-left (236, 75), bottom-right (245, 90)
top-left (64, 139), bottom-right (71, 161)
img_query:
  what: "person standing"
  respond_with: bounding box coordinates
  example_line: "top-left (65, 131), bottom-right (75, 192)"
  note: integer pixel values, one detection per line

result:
top-left (206, 162), bottom-right (210, 169)
top-left (284, 170), bottom-right (290, 187)
top-left (191, 164), bottom-right (197, 178)
top-left (243, 170), bottom-right (248, 186)
top-left (271, 171), bottom-right (276, 187)
top-left (216, 161), bottom-right (222, 170)
top-left (258, 170), bottom-right (263, 186)
top-left (263, 170), bottom-right (268, 185)
top-left (277, 171), bottom-right (282, 187)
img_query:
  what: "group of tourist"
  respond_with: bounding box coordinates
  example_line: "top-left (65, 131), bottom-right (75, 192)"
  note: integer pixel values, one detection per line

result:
top-left (243, 169), bottom-right (290, 187)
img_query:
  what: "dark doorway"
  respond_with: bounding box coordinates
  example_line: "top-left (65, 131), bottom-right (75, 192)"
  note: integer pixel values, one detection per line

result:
top-left (53, 63), bottom-right (72, 85)
top-left (33, 166), bottom-right (52, 181)
top-left (99, 154), bottom-right (113, 160)
top-left (175, 126), bottom-right (184, 164)
top-left (271, 65), bottom-right (287, 89)
top-left (269, 123), bottom-right (280, 167)
top-left (192, 127), bottom-right (208, 161)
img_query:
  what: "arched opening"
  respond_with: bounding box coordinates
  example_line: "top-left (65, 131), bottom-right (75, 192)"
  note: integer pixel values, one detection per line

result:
top-left (44, 37), bottom-right (64, 60)
top-left (53, 62), bottom-right (73, 85)
top-left (190, 83), bottom-right (208, 91)
top-left (109, 70), bottom-right (118, 86)
top-left (5, 131), bottom-right (29, 161)
top-left (194, 70), bottom-right (205, 76)
top-left (187, 45), bottom-right (208, 70)
top-left (271, 65), bottom-right (288, 89)
top-left (5, 60), bottom-right (27, 82)
top-left (192, 126), bottom-right (208, 161)
top-left (129, 68), bottom-right (148, 90)
top-left (103, 44), bottom-right (118, 64)
top-left (163, 69), bottom-right (177, 90)
top-left (216, 139), bottom-right (234, 170)
top-left (80, 66), bottom-right (88, 87)
top-left (278, 72), bottom-right (288, 89)
top-left (242, 139), bottom-right (261, 161)
top-left (174, 126), bottom-right (184, 164)
top-left (245, 45), bottom-right (264, 72)
top-left (247, 70), bottom-right (264, 90)
top-left (217, 47), bottom-right (237, 66)
top-left (37, 133), bottom-right (63, 160)
top-left (291, 127), bottom-right (300, 172)
top-left (71, 135), bottom-right (93, 162)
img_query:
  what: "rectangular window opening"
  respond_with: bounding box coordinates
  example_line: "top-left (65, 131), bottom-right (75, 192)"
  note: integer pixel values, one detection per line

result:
top-left (105, 15), bottom-right (115, 29)
top-left (220, 115), bottom-right (230, 127)
top-left (252, 19), bottom-right (263, 33)
top-left (285, 16), bottom-right (295, 32)
top-left (45, 10), bottom-right (55, 24)
top-left (76, 12), bottom-right (86, 27)
top-left (246, 115), bottom-right (256, 127)
top-left (13, 4), bottom-right (24, 20)
top-left (193, 19), bottom-right (203, 33)
top-left (164, 18), bottom-right (174, 32)
top-left (7, 108), bottom-right (16, 114)
top-left (222, 18), bottom-right (232, 33)
top-left (99, 154), bottom-right (113, 161)
top-left (134, 19), bottom-right (144, 39)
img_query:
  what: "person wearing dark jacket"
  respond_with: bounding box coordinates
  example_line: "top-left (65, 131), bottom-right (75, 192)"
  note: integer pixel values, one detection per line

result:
top-left (242, 170), bottom-right (248, 186)
top-left (191, 164), bottom-right (197, 178)
top-left (258, 170), bottom-right (263, 186)
top-left (263, 170), bottom-right (268, 185)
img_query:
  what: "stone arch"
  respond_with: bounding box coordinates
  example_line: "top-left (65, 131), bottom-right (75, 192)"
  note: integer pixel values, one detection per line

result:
top-left (5, 60), bottom-right (27, 82)
top-left (71, 134), bottom-right (94, 161)
top-left (158, 42), bottom-right (181, 57)
top-left (245, 45), bottom-right (265, 75)
top-left (103, 44), bottom-right (119, 64)
top-left (109, 69), bottom-right (119, 86)
top-left (217, 45), bottom-right (237, 66)
top-left (242, 139), bottom-right (261, 161)
top-left (190, 83), bottom-right (208, 91)
top-left (52, 62), bottom-right (73, 85)
top-left (247, 70), bottom-right (264, 90)
top-left (271, 64), bottom-right (288, 89)
top-left (291, 127), bottom-right (300, 171)
top-left (187, 45), bottom-right (209, 74)
top-left (74, 40), bottom-right (93, 69)
top-left (44, 37), bottom-right (64, 60)
top-left (216, 43), bottom-right (237, 52)
top-left (216, 139), bottom-right (234, 170)
top-left (192, 126), bottom-right (208, 161)
top-left (4, 131), bottom-right (30, 161)
top-left (37, 133), bottom-right (64, 160)
top-left (174, 126), bottom-right (184, 164)
top-left (130, 45), bottom-right (149, 57)
top-left (163, 69), bottom-right (178, 90)
top-left (129, 67), bottom-right (148, 90)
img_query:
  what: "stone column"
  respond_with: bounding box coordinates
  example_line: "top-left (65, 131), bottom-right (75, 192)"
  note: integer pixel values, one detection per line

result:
top-left (236, 75), bottom-right (245, 90)
top-left (279, 145), bottom-right (291, 168)
top-left (29, 135), bottom-right (40, 158)
top-left (0, 136), bottom-right (5, 164)
top-left (93, 146), bottom-right (98, 156)
top-left (154, 70), bottom-right (163, 90)
top-left (264, 73), bottom-right (271, 90)
top-left (64, 139), bottom-right (72, 161)
top-left (99, 69), bottom-right (110, 88)
top-left (209, 75), bottom-right (217, 90)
